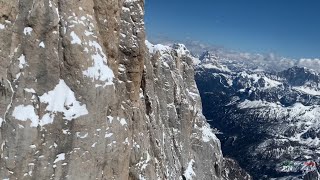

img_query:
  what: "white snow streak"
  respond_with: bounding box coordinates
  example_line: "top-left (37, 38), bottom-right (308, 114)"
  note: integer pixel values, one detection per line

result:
top-left (184, 159), bottom-right (196, 180)
top-left (70, 31), bottom-right (82, 45)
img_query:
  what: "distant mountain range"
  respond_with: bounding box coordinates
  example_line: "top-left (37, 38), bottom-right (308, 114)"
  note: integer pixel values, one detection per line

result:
top-left (193, 49), bottom-right (320, 179)
top-left (148, 38), bottom-right (320, 73)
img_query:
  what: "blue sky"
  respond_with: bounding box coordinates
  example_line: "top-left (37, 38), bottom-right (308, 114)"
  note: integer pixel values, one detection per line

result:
top-left (145, 0), bottom-right (320, 58)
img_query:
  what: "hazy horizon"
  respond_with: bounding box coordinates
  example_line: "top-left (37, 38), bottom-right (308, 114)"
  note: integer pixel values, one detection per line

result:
top-left (145, 0), bottom-right (320, 59)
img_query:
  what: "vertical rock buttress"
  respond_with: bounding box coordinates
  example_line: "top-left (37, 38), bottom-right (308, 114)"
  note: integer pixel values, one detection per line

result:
top-left (0, 0), bottom-right (248, 179)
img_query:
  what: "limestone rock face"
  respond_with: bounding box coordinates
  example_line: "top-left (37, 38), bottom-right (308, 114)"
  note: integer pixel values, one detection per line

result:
top-left (0, 0), bottom-right (248, 179)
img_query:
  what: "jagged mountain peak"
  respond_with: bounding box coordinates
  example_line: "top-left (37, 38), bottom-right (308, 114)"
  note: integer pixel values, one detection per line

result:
top-left (146, 40), bottom-right (191, 57)
top-left (172, 43), bottom-right (190, 56)
top-left (199, 50), bottom-right (219, 62)
top-left (279, 66), bottom-right (320, 87)
top-left (282, 66), bottom-right (317, 76)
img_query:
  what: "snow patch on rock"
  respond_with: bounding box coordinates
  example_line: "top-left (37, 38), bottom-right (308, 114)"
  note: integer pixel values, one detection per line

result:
top-left (53, 153), bottom-right (65, 163)
top-left (200, 123), bottom-right (219, 143)
top-left (12, 80), bottom-right (88, 127)
top-left (0, 23), bottom-right (5, 30)
top-left (184, 159), bottom-right (196, 180)
top-left (23, 27), bottom-right (33, 35)
top-left (119, 118), bottom-right (127, 126)
top-left (24, 88), bottom-right (36, 93)
top-left (39, 42), bottom-right (45, 48)
top-left (202, 63), bottom-right (231, 72)
top-left (18, 54), bottom-right (27, 69)
top-left (70, 31), bottom-right (82, 45)
top-left (12, 105), bottom-right (39, 127)
top-left (293, 86), bottom-right (320, 96)
top-left (39, 79), bottom-right (88, 125)
top-left (82, 40), bottom-right (114, 86)
top-left (145, 40), bottom-right (171, 55)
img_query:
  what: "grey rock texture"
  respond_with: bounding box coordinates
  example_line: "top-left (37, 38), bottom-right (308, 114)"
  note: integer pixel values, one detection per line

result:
top-left (0, 0), bottom-right (249, 179)
top-left (222, 158), bottom-right (252, 180)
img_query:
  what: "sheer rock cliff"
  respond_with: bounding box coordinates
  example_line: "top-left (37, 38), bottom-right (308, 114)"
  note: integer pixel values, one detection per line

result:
top-left (0, 0), bottom-right (249, 179)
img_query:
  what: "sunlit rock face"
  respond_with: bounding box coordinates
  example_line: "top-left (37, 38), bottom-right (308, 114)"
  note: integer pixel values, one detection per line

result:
top-left (195, 51), bottom-right (320, 179)
top-left (0, 1), bottom-right (250, 179)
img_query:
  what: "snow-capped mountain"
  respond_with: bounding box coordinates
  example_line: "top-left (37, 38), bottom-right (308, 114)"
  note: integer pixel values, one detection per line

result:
top-left (194, 50), bottom-right (320, 179)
